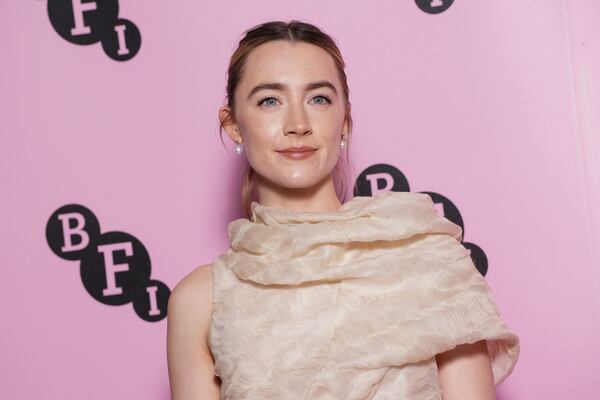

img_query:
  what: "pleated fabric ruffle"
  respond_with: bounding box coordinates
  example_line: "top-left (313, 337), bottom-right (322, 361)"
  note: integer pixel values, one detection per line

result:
top-left (210, 191), bottom-right (520, 400)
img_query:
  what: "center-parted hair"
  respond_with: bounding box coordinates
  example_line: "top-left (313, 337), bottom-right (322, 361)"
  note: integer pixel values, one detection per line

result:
top-left (218, 20), bottom-right (355, 220)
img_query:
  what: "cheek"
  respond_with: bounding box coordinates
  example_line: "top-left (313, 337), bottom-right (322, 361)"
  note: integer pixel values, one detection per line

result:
top-left (325, 140), bottom-right (341, 167)
top-left (247, 124), bottom-right (279, 151)
top-left (238, 111), bottom-right (273, 145)
top-left (240, 120), bottom-right (280, 166)
top-left (324, 113), bottom-right (346, 162)
top-left (320, 113), bottom-right (345, 145)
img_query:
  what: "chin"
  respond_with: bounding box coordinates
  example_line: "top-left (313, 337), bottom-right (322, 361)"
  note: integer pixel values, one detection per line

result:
top-left (272, 174), bottom-right (321, 189)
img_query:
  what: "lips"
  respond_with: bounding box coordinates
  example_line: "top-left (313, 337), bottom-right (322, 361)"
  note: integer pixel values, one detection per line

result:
top-left (277, 146), bottom-right (317, 153)
top-left (276, 146), bottom-right (318, 160)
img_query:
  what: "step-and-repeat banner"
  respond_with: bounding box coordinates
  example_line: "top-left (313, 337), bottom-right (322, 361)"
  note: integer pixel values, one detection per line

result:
top-left (2, 0), bottom-right (599, 399)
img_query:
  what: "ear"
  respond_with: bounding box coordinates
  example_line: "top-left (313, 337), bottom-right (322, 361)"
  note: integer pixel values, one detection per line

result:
top-left (219, 106), bottom-right (243, 143)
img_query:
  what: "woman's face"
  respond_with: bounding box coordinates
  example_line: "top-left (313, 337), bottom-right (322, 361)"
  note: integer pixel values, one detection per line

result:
top-left (222, 40), bottom-right (349, 192)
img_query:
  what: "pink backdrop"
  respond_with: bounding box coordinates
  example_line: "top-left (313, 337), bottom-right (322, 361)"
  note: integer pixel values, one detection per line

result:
top-left (2, 0), bottom-right (599, 399)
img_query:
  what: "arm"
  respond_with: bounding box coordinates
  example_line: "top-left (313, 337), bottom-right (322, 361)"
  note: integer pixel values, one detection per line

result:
top-left (167, 264), bottom-right (221, 400)
top-left (435, 340), bottom-right (496, 400)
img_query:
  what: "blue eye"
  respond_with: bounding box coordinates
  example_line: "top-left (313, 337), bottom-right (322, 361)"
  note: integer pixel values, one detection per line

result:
top-left (257, 96), bottom-right (279, 107)
top-left (312, 94), bottom-right (332, 105)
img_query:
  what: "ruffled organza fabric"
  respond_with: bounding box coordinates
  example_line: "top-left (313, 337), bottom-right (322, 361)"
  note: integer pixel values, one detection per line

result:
top-left (209, 191), bottom-right (520, 400)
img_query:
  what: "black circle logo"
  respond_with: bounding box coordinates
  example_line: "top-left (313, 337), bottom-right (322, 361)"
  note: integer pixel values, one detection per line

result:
top-left (46, 204), bottom-right (101, 261)
top-left (354, 163), bottom-right (410, 196)
top-left (415, 0), bottom-right (455, 14)
top-left (80, 231), bottom-right (151, 306)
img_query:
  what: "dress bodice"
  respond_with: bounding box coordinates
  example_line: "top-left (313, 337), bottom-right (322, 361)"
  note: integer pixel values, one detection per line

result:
top-left (209, 191), bottom-right (520, 399)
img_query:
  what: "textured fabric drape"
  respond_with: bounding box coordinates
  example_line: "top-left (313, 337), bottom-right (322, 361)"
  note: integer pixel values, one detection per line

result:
top-left (210, 191), bottom-right (520, 399)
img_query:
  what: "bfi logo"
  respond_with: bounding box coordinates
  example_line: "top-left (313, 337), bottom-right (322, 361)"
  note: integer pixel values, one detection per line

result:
top-left (47, 0), bottom-right (141, 61)
top-left (46, 204), bottom-right (170, 322)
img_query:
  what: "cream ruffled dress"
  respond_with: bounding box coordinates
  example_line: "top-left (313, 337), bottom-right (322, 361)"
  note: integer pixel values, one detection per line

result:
top-left (209, 191), bottom-right (520, 399)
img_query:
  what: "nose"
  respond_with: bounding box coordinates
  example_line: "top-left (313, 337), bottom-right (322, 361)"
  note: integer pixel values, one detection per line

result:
top-left (284, 101), bottom-right (312, 136)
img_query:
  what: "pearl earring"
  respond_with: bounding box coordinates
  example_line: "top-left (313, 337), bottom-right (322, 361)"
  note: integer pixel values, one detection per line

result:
top-left (340, 135), bottom-right (347, 149)
top-left (235, 140), bottom-right (244, 155)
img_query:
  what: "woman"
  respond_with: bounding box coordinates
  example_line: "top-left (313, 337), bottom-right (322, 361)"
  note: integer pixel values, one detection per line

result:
top-left (167, 20), bottom-right (519, 399)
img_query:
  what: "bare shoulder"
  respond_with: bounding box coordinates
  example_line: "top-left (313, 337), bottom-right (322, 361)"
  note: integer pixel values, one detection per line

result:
top-left (168, 263), bottom-right (214, 351)
top-left (167, 264), bottom-right (221, 398)
top-left (172, 263), bottom-right (214, 298)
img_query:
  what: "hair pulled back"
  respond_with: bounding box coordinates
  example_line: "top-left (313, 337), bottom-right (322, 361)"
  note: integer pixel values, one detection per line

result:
top-left (219, 20), bottom-right (355, 219)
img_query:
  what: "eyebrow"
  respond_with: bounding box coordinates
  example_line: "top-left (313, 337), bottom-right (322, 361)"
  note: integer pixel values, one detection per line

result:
top-left (246, 80), bottom-right (338, 100)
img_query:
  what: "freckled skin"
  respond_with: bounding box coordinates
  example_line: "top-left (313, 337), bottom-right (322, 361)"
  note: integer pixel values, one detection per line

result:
top-left (219, 40), bottom-right (350, 212)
